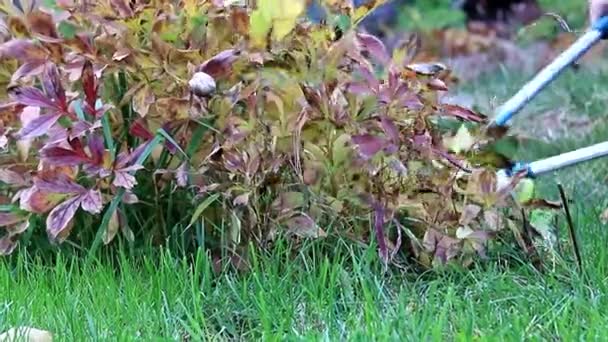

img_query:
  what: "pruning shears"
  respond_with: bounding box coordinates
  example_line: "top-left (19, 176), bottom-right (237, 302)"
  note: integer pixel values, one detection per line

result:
top-left (487, 16), bottom-right (608, 182)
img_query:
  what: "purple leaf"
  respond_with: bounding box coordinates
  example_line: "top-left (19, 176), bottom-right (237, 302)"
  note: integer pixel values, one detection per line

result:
top-left (123, 191), bottom-right (139, 204)
top-left (345, 82), bottom-right (372, 95)
top-left (380, 116), bottom-right (400, 143)
top-left (42, 63), bottom-right (66, 107)
top-left (356, 33), bottom-right (390, 64)
top-left (115, 140), bottom-right (151, 169)
top-left (34, 175), bottom-right (85, 194)
top-left (0, 169), bottom-right (27, 185)
top-left (80, 189), bottom-right (103, 214)
top-left (87, 134), bottom-right (106, 164)
top-left (432, 148), bottom-right (471, 172)
top-left (110, 0), bottom-right (134, 18)
top-left (0, 236), bottom-right (18, 256)
top-left (46, 196), bottom-right (81, 241)
top-left (9, 86), bottom-right (58, 109)
top-left (0, 39), bottom-right (47, 62)
top-left (285, 214), bottom-right (325, 238)
top-left (355, 65), bottom-right (379, 90)
top-left (40, 146), bottom-right (90, 166)
top-left (0, 212), bottom-right (23, 227)
top-left (17, 113), bottom-right (61, 140)
top-left (373, 204), bottom-right (388, 264)
top-left (435, 235), bottom-right (461, 264)
top-left (118, 165), bottom-right (144, 173)
top-left (113, 171), bottom-right (137, 189)
top-left (18, 187), bottom-right (54, 214)
top-left (12, 61), bottom-right (48, 82)
top-left (400, 93), bottom-right (424, 110)
top-left (382, 143), bottom-right (398, 155)
top-left (351, 134), bottom-right (387, 159)
top-left (176, 162), bottom-right (189, 187)
top-left (388, 69), bottom-right (399, 92)
top-left (6, 220), bottom-right (30, 237)
top-left (223, 151), bottom-right (244, 172)
top-left (71, 120), bottom-right (102, 140)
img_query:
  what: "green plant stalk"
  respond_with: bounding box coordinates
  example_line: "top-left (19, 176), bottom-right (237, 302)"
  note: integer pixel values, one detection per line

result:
top-left (86, 133), bottom-right (165, 263)
top-left (102, 112), bottom-right (116, 161)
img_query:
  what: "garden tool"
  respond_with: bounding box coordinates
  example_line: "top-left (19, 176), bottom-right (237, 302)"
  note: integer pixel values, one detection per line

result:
top-left (484, 16), bottom-right (608, 189)
top-left (488, 16), bottom-right (608, 129)
top-left (496, 141), bottom-right (608, 187)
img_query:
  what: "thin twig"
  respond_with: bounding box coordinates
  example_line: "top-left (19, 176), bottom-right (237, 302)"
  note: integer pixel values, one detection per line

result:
top-left (557, 183), bottom-right (583, 274)
top-left (521, 208), bottom-right (541, 271)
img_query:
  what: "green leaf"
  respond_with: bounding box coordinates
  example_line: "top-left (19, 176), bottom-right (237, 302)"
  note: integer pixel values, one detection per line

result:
top-left (334, 14), bottom-right (351, 33)
top-left (529, 209), bottom-right (558, 245)
top-left (513, 179), bottom-right (535, 203)
top-left (188, 193), bottom-right (221, 228)
top-left (58, 21), bottom-right (77, 39)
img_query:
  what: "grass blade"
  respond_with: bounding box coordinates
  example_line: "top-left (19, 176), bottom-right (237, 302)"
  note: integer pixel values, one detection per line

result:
top-left (187, 193), bottom-right (220, 229)
top-left (101, 112), bottom-right (116, 161)
top-left (186, 119), bottom-right (213, 158)
top-left (157, 128), bottom-right (189, 160)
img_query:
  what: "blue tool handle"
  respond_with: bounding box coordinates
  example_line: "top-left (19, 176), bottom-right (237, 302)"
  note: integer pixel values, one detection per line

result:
top-left (506, 141), bottom-right (608, 179)
top-left (491, 16), bottom-right (608, 128)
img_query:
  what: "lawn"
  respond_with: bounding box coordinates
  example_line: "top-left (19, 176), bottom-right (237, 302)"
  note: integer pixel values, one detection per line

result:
top-left (2, 62), bottom-right (608, 341)
top-left (3, 2), bottom-right (608, 341)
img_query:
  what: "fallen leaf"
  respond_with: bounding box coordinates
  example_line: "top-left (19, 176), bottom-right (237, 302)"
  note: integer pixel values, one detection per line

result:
top-left (601, 208), bottom-right (608, 225)
top-left (285, 213), bottom-right (326, 238)
top-left (132, 84), bottom-right (155, 117)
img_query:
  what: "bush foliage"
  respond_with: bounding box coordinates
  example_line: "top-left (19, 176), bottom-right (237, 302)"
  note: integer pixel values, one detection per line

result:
top-left (0, 0), bottom-right (554, 269)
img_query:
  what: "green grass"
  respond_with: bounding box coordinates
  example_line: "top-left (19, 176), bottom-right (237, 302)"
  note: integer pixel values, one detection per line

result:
top-left (5, 3), bottom-right (608, 339)
top-left (2, 217), bottom-right (608, 341)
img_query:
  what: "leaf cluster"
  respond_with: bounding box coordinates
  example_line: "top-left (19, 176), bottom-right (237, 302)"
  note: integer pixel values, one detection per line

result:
top-left (0, 0), bottom-right (556, 269)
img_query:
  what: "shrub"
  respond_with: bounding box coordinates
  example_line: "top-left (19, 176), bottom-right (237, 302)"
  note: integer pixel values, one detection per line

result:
top-left (0, 0), bottom-right (552, 269)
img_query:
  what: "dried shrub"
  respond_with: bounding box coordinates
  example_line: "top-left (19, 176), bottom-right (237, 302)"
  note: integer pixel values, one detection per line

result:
top-left (0, 0), bottom-right (554, 269)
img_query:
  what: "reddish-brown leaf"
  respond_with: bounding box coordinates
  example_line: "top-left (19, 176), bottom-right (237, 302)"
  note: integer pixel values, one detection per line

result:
top-left (82, 60), bottom-right (97, 111)
top-left (196, 49), bottom-right (240, 79)
top-left (441, 104), bottom-right (487, 123)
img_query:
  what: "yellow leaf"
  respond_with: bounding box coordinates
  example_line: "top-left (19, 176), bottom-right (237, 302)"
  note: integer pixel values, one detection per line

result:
top-left (272, 18), bottom-right (298, 40)
top-left (445, 125), bottom-right (475, 154)
top-left (353, 6), bottom-right (370, 22)
top-left (249, 8), bottom-right (271, 47)
top-left (249, 0), bottom-right (305, 46)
